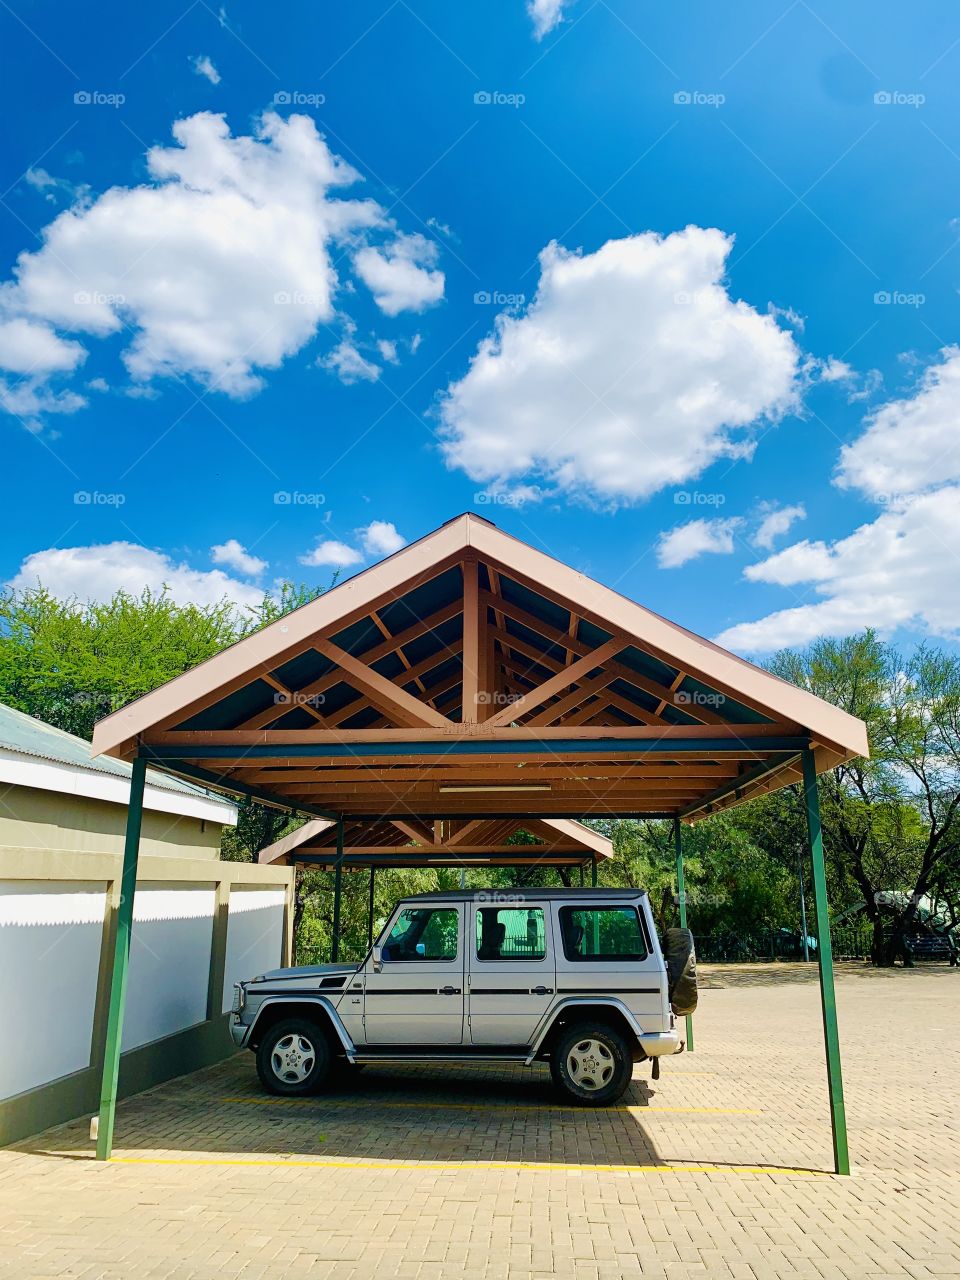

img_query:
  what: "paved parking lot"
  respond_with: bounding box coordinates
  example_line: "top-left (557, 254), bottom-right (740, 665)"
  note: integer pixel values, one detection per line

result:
top-left (3, 964), bottom-right (958, 1279)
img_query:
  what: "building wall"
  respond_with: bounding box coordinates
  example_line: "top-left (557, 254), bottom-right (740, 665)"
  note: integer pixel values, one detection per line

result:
top-left (0, 785), bottom-right (222, 859)
top-left (0, 842), bottom-right (293, 1148)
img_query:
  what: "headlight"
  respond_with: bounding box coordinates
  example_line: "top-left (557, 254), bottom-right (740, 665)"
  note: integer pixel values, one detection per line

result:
top-left (232, 982), bottom-right (246, 1013)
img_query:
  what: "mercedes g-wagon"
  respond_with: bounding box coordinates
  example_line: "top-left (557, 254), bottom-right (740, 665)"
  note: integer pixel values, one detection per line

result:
top-left (231, 888), bottom-right (697, 1106)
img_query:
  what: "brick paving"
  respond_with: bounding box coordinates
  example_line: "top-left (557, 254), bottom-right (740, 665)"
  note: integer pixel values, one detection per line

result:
top-left (2, 963), bottom-right (959, 1278)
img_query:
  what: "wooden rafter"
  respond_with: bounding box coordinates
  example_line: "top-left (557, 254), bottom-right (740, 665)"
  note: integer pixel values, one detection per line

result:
top-left (313, 638), bottom-right (454, 730)
top-left (483, 638), bottom-right (624, 729)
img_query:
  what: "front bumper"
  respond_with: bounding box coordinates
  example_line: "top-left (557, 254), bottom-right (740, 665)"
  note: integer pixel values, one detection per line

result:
top-left (229, 1016), bottom-right (251, 1049)
top-left (637, 1030), bottom-right (682, 1057)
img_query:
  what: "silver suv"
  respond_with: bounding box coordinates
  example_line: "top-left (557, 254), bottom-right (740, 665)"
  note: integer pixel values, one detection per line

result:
top-left (231, 888), bottom-right (695, 1106)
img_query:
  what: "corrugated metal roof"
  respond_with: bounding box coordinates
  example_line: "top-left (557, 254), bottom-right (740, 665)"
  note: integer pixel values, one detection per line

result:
top-left (0, 701), bottom-right (216, 801)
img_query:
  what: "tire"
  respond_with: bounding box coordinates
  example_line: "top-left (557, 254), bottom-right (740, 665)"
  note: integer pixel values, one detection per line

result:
top-left (256, 1018), bottom-right (331, 1096)
top-left (550, 1022), bottom-right (634, 1106)
top-left (666, 927), bottom-right (698, 1015)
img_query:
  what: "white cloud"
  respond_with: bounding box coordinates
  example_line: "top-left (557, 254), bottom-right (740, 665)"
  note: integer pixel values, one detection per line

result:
top-left (7, 542), bottom-right (265, 609)
top-left (656, 517), bottom-right (742, 569)
top-left (528, 0), bottom-right (565, 39)
top-left (299, 539), bottom-right (364, 568)
top-left (752, 503), bottom-right (806, 550)
top-left (818, 357), bottom-right (854, 383)
top-left (320, 338), bottom-right (380, 384)
top-left (439, 228), bottom-right (801, 505)
top-left (377, 338), bottom-right (399, 363)
top-left (1, 111), bottom-right (441, 416)
top-left (836, 347), bottom-right (960, 500)
top-left (191, 54), bottom-right (221, 84)
top-left (353, 233), bottom-right (445, 316)
top-left (24, 167), bottom-right (89, 206)
top-left (360, 520), bottom-right (406, 557)
top-left (210, 538), bottom-right (267, 575)
top-left (0, 318), bottom-right (86, 375)
top-left (716, 487), bottom-right (960, 652)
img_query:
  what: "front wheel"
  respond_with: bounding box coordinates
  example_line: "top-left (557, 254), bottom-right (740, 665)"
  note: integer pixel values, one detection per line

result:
top-left (550, 1023), bottom-right (633, 1106)
top-left (256, 1018), bottom-right (331, 1096)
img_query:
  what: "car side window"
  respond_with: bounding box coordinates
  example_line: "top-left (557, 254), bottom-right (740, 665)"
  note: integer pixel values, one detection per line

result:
top-left (558, 906), bottom-right (647, 962)
top-left (381, 908), bottom-right (459, 961)
top-left (476, 907), bottom-right (546, 961)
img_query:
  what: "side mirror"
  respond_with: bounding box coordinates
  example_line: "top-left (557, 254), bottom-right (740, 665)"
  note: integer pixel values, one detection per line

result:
top-left (372, 945), bottom-right (383, 973)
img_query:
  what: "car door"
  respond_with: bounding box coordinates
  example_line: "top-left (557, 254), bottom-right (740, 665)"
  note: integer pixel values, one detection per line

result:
top-left (362, 903), bottom-right (465, 1045)
top-left (552, 901), bottom-right (665, 1027)
top-left (468, 901), bottom-right (556, 1046)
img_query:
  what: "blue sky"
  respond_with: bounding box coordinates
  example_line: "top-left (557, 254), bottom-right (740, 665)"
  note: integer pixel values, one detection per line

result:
top-left (2, 0), bottom-right (959, 654)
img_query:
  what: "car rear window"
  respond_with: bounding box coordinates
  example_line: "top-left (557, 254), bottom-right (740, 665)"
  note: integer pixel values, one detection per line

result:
top-left (558, 906), bottom-right (647, 962)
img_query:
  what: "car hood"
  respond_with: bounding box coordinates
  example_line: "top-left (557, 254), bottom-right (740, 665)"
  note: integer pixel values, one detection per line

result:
top-left (253, 963), bottom-right (359, 982)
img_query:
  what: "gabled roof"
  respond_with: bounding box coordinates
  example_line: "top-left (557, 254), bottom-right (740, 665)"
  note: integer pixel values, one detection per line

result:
top-left (91, 513), bottom-right (868, 824)
top-left (258, 816), bottom-right (613, 869)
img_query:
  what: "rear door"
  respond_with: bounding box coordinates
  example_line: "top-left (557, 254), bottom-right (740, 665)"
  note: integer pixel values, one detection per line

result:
top-left (362, 903), bottom-right (465, 1045)
top-left (468, 901), bottom-right (556, 1045)
top-left (552, 900), bottom-right (666, 1029)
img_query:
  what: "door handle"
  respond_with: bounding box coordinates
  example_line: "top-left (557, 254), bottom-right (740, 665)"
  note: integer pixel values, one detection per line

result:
top-left (438, 986), bottom-right (462, 995)
top-left (530, 986), bottom-right (554, 995)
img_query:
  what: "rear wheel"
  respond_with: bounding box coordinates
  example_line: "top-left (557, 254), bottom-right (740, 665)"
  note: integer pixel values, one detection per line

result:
top-left (550, 1023), bottom-right (633, 1106)
top-left (256, 1018), bottom-right (331, 1096)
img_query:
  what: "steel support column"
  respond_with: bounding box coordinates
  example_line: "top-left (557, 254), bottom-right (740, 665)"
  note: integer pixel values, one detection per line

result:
top-left (367, 866), bottom-right (376, 949)
top-left (802, 749), bottom-right (850, 1175)
top-left (331, 817), bottom-right (344, 963)
top-left (95, 756), bottom-right (146, 1160)
top-left (673, 817), bottom-right (695, 1053)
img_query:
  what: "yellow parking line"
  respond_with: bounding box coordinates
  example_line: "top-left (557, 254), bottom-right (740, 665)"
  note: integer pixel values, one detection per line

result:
top-left (221, 1096), bottom-right (760, 1115)
top-left (110, 1155), bottom-right (821, 1176)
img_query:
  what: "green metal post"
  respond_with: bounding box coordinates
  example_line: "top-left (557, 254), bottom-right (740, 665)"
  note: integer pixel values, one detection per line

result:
top-left (673, 818), bottom-right (694, 1052)
top-left (96, 757), bottom-right (147, 1160)
top-left (590, 858), bottom-right (598, 887)
top-left (367, 866), bottom-right (376, 949)
top-left (802, 749), bottom-right (850, 1175)
top-left (331, 817), bottom-right (344, 963)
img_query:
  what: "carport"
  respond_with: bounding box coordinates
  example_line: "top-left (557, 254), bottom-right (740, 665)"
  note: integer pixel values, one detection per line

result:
top-left (258, 816), bottom-right (614, 956)
top-left (91, 512), bottom-right (868, 1172)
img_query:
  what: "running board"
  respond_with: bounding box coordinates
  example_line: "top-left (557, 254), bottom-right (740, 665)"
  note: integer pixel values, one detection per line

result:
top-left (352, 1052), bottom-right (529, 1064)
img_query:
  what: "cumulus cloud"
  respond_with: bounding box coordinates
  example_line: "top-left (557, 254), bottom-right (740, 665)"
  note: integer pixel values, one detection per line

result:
top-left (191, 54), bottom-right (221, 84)
top-left (439, 228), bottom-right (801, 505)
top-left (835, 347), bottom-right (960, 500)
top-left (360, 520), bottom-right (406, 556)
top-left (528, 0), bottom-right (565, 39)
top-left (320, 338), bottom-right (380, 384)
top-left (299, 539), bottom-right (365, 568)
top-left (299, 520), bottom-right (406, 569)
top-left (210, 539), bottom-right (267, 576)
top-left (353, 233), bottom-right (444, 317)
top-left (656, 517), bottom-right (743, 569)
top-left (752, 503), bottom-right (806, 550)
top-left (7, 542), bottom-right (265, 609)
top-left (0, 111), bottom-right (444, 418)
top-left (716, 488), bottom-right (960, 652)
top-left (0, 318), bottom-right (86, 376)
